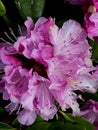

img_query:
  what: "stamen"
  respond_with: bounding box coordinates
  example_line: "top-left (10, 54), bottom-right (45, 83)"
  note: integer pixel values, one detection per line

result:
top-left (0, 37), bottom-right (12, 44)
top-left (4, 32), bottom-right (15, 43)
top-left (9, 28), bottom-right (17, 40)
top-left (18, 25), bottom-right (23, 35)
top-left (78, 95), bottom-right (85, 102)
top-left (16, 104), bottom-right (22, 114)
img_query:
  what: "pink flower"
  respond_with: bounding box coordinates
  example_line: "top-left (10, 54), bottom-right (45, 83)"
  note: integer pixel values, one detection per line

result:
top-left (23, 72), bottom-right (57, 120)
top-left (14, 17), bottom-right (54, 61)
top-left (93, 0), bottom-right (98, 10)
top-left (47, 19), bottom-right (98, 115)
top-left (69, 74), bottom-right (98, 93)
top-left (49, 82), bottom-right (80, 115)
top-left (24, 17), bottom-right (34, 37)
top-left (0, 17), bottom-right (97, 125)
top-left (3, 66), bottom-right (31, 103)
top-left (80, 99), bottom-right (98, 130)
top-left (0, 46), bottom-right (21, 66)
top-left (49, 20), bottom-right (88, 58)
top-left (47, 56), bottom-right (80, 84)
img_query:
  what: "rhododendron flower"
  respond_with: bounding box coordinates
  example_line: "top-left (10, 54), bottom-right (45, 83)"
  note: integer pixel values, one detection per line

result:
top-left (14, 17), bottom-right (54, 61)
top-left (80, 99), bottom-right (98, 130)
top-left (3, 66), bottom-right (30, 102)
top-left (49, 20), bottom-right (88, 57)
top-left (0, 17), bottom-right (98, 125)
top-left (21, 72), bottom-right (57, 120)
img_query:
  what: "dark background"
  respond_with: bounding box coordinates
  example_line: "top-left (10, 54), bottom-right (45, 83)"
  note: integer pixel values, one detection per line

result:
top-left (0, 0), bottom-right (84, 40)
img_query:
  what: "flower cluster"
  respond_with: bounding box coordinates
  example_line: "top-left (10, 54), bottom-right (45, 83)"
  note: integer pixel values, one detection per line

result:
top-left (0, 16), bottom-right (98, 126)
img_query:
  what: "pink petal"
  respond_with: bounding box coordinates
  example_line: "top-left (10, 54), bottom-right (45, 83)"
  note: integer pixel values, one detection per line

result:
top-left (18, 109), bottom-right (36, 126)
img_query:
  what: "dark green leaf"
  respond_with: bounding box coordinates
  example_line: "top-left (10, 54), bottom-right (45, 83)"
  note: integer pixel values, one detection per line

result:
top-left (88, 38), bottom-right (98, 63)
top-left (12, 118), bottom-right (19, 127)
top-left (27, 119), bottom-right (94, 130)
top-left (0, 122), bottom-right (15, 130)
top-left (15, 0), bottom-right (45, 20)
top-left (34, 116), bottom-right (43, 123)
top-left (83, 92), bottom-right (98, 102)
top-left (72, 115), bottom-right (94, 130)
top-left (15, 0), bottom-right (32, 20)
top-left (27, 111), bottom-right (94, 130)
top-left (48, 121), bottom-right (85, 130)
top-left (31, 0), bottom-right (45, 19)
top-left (27, 121), bottom-right (50, 130)
top-left (0, 0), bottom-right (6, 16)
top-left (59, 111), bottom-right (94, 130)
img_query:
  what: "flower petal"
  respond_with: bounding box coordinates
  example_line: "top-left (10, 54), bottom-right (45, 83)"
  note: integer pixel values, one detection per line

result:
top-left (18, 109), bottom-right (36, 126)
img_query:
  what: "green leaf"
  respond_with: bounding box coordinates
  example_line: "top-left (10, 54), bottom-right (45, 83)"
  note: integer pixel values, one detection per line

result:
top-left (27, 121), bottom-right (50, 130)
top-left (88, 38), bottom-right (98, 63)
top-left (34, 115), bottom-right (43, 123)
top-left (59, 111), bottom-right (94, 130)
top-left (27, 111), bottom-right (94, 130)
top-left (12, 118), bottom-right (19, 127)
top-left (15, 0), bottom-right (45, 20)
top-left (83, 92), bottom-right (98, 102)
top-left (72, 115), bottom-right (94, 130)
top-left (48, 121), bottom-right (85, 130)
top-left (59, 110), bottom-right (75, 122)
top-left (15, 0), bottom-right (32, 20)
top-left (31, 0), bottom-right (45, 19)
top-left (27, 120), bottom-right (94, 130)
top-left (0, 0), bottom-right (6, 16)
top-left (0, 122), bottom-right (15, 130)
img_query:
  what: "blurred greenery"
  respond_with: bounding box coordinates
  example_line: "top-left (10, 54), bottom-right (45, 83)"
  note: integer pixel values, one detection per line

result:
top-left (0, 0), bottom-right (6, 16)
